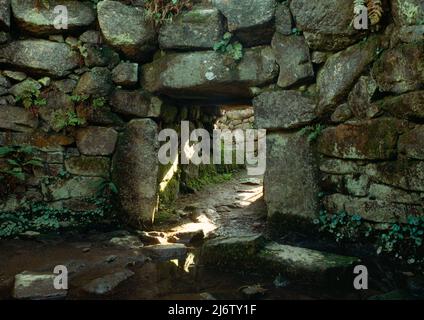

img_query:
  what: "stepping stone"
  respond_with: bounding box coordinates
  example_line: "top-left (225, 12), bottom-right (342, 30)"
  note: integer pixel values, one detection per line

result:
top-left (240, 178), bottom-right (262, 185)
top-left (108, 235), bottom-right (144, 250)
top-left (13, 271), bottom-right (67, 300)
top-left (258, 242), bottom-right (360, 284)
top-left (82, 269), bottom-right (134, 295)
top-left (143, 244), bottom-right (188, 261)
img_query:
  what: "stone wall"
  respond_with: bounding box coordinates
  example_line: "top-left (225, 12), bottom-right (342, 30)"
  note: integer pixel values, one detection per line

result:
top-left (0, 0), bottom-right (423, 234)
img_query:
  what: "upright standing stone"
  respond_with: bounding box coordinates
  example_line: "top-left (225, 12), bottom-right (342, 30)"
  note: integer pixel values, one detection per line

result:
top-left (112, 119), bottom-right (160, 227)
top-left (0, 0), bottom-right (10, 30)
top-left (264, 132), bottom-right (319, 232)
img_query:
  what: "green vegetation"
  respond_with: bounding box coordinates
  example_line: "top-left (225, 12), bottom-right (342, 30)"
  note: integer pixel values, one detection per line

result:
top-left (299, 124), bottom-right (325, 143)
top-left (0, 146), bottom-right (43, 198)
top-left (314, 210), bottom-right (424, 269)
top-left (50, 110), bottom-right (86, 131)
top-left (144, 0), bottom-right (193, 26)
top-left (213, 32), bottom-right (244, 62)
top-left (15, 87), bottom-right (47, 114)
top-left (398, 0), bottom-right (420, 24)
top-left (184, 164), bottom-right (234, 192)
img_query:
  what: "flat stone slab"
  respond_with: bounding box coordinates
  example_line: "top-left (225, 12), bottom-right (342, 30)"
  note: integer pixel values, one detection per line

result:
top-left (258, 242), bottom-right (360, 282)
top-left (82, 269), bottom-right (134, 295)
top-left (13, 271), bottom-right (67, 300)
top-left (143, 244), bottom-right (188, 261)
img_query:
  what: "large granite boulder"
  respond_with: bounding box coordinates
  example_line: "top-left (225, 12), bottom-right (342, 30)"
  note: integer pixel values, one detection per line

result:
top-left (97, 0), bottom-right (157, 61)
top-left (75, 126), bottom-right (118, 156)
top-left (317, 118), bottom-right (403, 160)
top-left (212, 0), bottom-right (276, 46)
top-left (159, 6), bottom-right (224, 50)
top-left (112, 119), bottom-right (160, 227)
top-left (11, 0), bottom-right (95, 34)
top-left (317, 36), bottom-right (381, 114)
top-left (265, 132), bottom-right (319, 228)
top-left (0, 40), bottom-right (80, 77)
top-left (290, 0), bottom-right (362, 51)
top-left (253, 90), bottom-right (316, 130)
top-left (271, 33), bottom-right (314, 88)
top-left (372, 43), bottom-right (424, 95)
top-left (141, 46), bottom-right (278, 99)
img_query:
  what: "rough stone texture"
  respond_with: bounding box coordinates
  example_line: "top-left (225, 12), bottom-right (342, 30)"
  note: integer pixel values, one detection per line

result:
top-left (11, 0), bottom-right (95, 34)
top-left (159, 6), bottom-right (224, 50)
top-left (64, 156), bottom-right (110, 178)
top-left (74, 67), bottom-right (113, 98)
top-left (111, 62), bottom-right (138, 87)
top-left (0, 106), bottom-right (38, 132)
top-left (83, 44), bottom-right (120, 69)
top-left (0, 131), bottom-right (74, 151)
top-left (317, 118), bottom-right (402, 160)
top-left (75, 127), bottom-right (118, 156)
top-left (82, 269), bottom-right (134, 295)
top-left (323, 193), bottom-right (421, 223)
top-left (42, 176), bottom-right (103, 201)
top-left (143, 244), bottom-right (188, 261)
top-left (141, 47), bottom-right (278, 99)
top-left (366, 161), bottom-right (424, 192)
top-left (399, 126), bottom-right (424, 160)
top-left (331, 103), bottom-right (353, 123)
top-left (290, 0), bottom-right (361, 51)
top-left (38, 90), bottom-right (74, 132)
top-left (0, 0), bottom-right (10, 30)
top-left (319, 159), bottom-right (363, 175)
top-left (275, 2), bottom-right (292, 35)
top-left (317, 36), bottom-right (380, 113)
top-left (211, 0), bottom-right (275, 46)
top-left (392, 0), bottom-right (424, 26)
top-left (265, 132), bottom-right (319, 223)
top-left (348, 76), bottom-right (379, 119)
top-left (372, 43), bottom-right (424, 94)
top-left (253, 90), bottom-right (316, 130)
top-left (13, 271), bottom-right (67, 300)
top-left (258, 242), bottom-right (359, 283)
top-left (369, 183), bottom-right (424, 205)
top-left (110, 89), bottom-right (161, 118)
top-left (0, 40), bottom-right (80, 77)
top-left (271, 33), bottom-right (314, 88)
top-left (376, 91), bottom-right (424, 120)
top-left (9, 78), bottom-right (41, 97)
top-left (112, 119), bottom-right (160, 226)
top-left (97, 0), bottom-right (156, 61)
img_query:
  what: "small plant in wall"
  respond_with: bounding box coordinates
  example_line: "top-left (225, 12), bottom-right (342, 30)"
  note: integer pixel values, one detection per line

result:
top-left (299, 124), bottom-right (325, 143)
top-left (0, 146), bottom-right (44, 198)
top-left (213, 32), bottom-right (244, 62)
top-left (15, 87), bottom-right (47, 116)
top-left (144, 0), bottom-right (193, 26)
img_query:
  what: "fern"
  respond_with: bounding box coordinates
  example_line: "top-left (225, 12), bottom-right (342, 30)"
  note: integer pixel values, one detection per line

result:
top-left (367, 0), bottom-right (383, 25)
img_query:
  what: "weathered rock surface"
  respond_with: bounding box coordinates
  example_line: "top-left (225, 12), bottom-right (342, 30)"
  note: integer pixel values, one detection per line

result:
top-left (13, 271), bottom-right (67, 300)
top-left (111, 62), bottom-right (138, 87)
top-left (290, 0), bottom-right (361, 51)
top-left (112, 119), bottom-right (159, 226)
top-left (75, 126), bottom-right (118, 156)
top-left (272, 33), bottom-right (314, 88)
top-left (372, 43), bottom-right (424, 94)
top-left (0, 40), bottom-right (80, 77)
top-left (399, 126), bottom-right (424, 160)
top-left (0, 0), bottom-right (10, 30)
top-left (97, 0), bottom-right (156, 61)
top-left (376, 91), bottom-right (424, 120)
top-left (265, 133), bottom-right (319, 224)
top-left (143, 244), bottom-right (188, 261)
top-left (74, 67), bottom-right (113, 98)
top-left (0, 106), bottom-right (38, 132)
top-left (82, 269), bottom-right (134, 295)
top-left (141, 47), bottom-right (278, 99)
top-left (368, 183), bottom-right (424, 205)
top-left (317, 37), bottom-right (380, 113)
top-left (275, 2), bottom-right (292, 35)
top-left (11, 0), bottom-right (95, 34)
top-left (110, 89), bottom-right (161, 118)
top-left (64, 156), bottom-right (110, 178)
top-left (348, 76), bottom-right (379, 119)
top-left (159, 6), bottom-right (224, 50)
top-left (212, 0), bottom-right (276, 46)
top-left (323, 193), bottom-right (420, 223)
top-left (253, 90), bottom-right (316, 129)
top-left (0, 131), bottom-right (74, 151)
top-left (42, 176), bottom-right (103, 200)
top-left (317, 118), bottom-right (402, 160)
top-left (109, 235), bottom-right (144, 250)
top-left (258, 242), bottom-right (359, 282)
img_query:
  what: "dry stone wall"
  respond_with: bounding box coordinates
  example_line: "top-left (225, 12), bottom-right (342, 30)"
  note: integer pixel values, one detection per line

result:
top-left (0, 0), bottom-right (423, 235)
